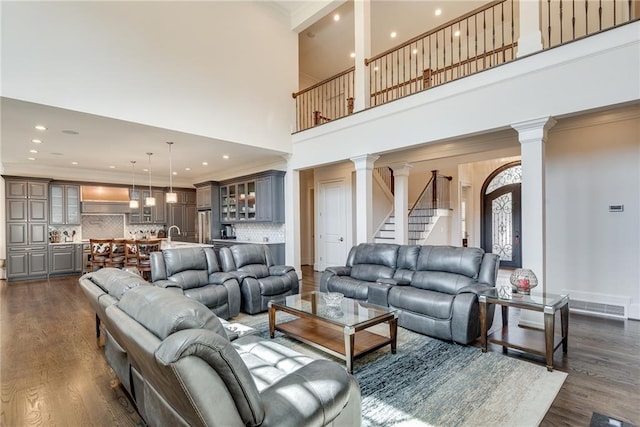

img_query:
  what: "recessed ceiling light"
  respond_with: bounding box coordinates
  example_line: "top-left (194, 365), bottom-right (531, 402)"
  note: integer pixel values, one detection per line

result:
top-left (32, 139), bottom-right (42, 144)
top-left (350, 52), bottom-right (356, 58)
top-left (435, 8), bottom-right (442, 16)
top-left (374, 66), bottom-right (379, 72)
top-left (71, 161), bottom-right (78, 165)
top-left (333, 13), bottom-right (340, 22)
top-left (28, 157), bottom-right (36, 161)
top-left (454, 30), bottom-right (461, 37)
top-left (412, 48), bottom-right (418, 55)
top-left (109, 165), bottom-right (116, 169)
top-left (172, 171), bottom-right (178, 175)
top-left (143, 168), bottom-right (148, 172)
top-left (29, 149), bottom-right (38, 153)
top-left (35, 125), bottom-right (47, 131)
top-left (202, 162), bottom-right (208, 166)
top-left (62, 129), bottom-right (79, 135)
top-left (185, 167), bottom-right (191, 171)
top-left (390, 31), bottom-right (397, 38)
top-left (223, 155), bottom-right (229, 159)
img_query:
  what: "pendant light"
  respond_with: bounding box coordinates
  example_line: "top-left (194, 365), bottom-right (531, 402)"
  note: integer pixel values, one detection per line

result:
top-left (129, 160), bottom-right (139, 209)
top-left (145, 152), bottom-right (156, 207)
top-left (165, 141), bottom-right (178, 204)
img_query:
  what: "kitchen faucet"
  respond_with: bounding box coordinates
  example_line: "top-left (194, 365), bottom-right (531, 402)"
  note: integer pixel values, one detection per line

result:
top-left (167, 225), bottom-right (181, 243)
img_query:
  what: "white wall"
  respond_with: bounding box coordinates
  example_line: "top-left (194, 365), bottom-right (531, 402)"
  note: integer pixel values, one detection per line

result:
top-left (545, 109), bottom-right (640, 318)
top-left (1, 1), bottom-right (298, 153)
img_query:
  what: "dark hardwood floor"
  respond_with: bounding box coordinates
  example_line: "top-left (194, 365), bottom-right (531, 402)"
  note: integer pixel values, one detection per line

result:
top-left (1, 269), bottom-right (638, 426)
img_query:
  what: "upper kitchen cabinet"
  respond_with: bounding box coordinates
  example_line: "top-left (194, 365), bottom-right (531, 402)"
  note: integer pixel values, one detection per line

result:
top-left (219, 170), bottom-right (284, 223)
top-left (6, 180), bottom-right (48, 199)
top-left (129, 189), bottom-right (165, 224)
top-left (50, 184), bottom-right (80, 225)
top-left (196, 184), bottom-right (212, 209)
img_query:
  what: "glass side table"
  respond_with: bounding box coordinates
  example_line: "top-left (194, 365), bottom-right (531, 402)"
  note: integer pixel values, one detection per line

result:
top-left (479, 288), bottom-right (569, 371)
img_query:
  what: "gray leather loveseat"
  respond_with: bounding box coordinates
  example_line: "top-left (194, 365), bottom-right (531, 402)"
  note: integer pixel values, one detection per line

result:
top-left (150, 246), bottom-right (241, 319)
top-left (219, 244), bottom-right (299, 314)
top-left (321, 243), bottom-right (499, 344)
top-left (103, 285), bottom-right (361, 427)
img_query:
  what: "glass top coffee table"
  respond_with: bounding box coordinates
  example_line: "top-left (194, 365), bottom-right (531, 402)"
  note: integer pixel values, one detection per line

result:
top-left (268, 292), bottom-right (398, 373)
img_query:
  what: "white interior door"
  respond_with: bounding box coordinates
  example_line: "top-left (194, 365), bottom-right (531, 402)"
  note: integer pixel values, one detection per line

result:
top-left (317, 180), bottom-right (347, 270)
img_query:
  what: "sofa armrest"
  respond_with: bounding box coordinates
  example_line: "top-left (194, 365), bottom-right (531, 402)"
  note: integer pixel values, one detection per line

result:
top-left (260, 360), bottom-right (357, 427)
top-left (208, 271), bottom-right (238, 285)
top-left (269, 265), bottom-right (294, 276)
top-left (457, 283), bottom-right (494, 295)
top-left (325, 266), bottom-right (351, 276)
top-left (368, 282), bottom-right (393, 307)
top-left (230, 271), bottom-right (257, 282)
top-left (153, 279), bottom-right (182, 290)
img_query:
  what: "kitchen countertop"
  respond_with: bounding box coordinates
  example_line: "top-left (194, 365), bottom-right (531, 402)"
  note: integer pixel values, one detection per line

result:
top-left (49, 241), bottom-right (83, 245)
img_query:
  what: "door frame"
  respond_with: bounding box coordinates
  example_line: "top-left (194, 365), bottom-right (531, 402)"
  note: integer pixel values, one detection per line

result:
top-left (316, 178), bottom-right (349, 272)
top-left (480, 161), bottom-right (522, 268)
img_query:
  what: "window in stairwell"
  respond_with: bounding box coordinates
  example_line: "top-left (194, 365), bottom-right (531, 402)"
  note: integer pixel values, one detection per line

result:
top-left (481, 162), bottom-right (522, 268)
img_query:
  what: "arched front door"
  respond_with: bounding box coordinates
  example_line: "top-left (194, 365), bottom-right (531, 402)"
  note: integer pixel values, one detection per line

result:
top-left (482, 162), bottom-right (522, 268)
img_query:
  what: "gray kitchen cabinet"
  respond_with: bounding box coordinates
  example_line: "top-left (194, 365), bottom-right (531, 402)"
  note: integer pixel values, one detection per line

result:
top-left (74, 244), bottom-right (84, 273)
top-left (167, 189), bottom-right (197, 242)
top-left (129, 189), bottom-right (165, 224)
top-left (49, 244), bottom-right (75, 274)
top-left (152, 190), bottom-right (165, 223)
top-left (6, 246), bottom-right (48, 280)
top-left (196, 185), bottom-right (212, 209)
top-left (219, 170), bottom-right (284, 224)
top-left (5, 178), bottom-right (50, 281)
top-left (50, 184), bottom-right (80, 225)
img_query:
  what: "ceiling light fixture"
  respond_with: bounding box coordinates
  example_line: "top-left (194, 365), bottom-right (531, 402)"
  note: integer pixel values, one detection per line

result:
top-left (72, 161), bottom-right (78, 165)
top-left (129, 160), bottom-right (139, 209)
top-left (145, 152), bottom-right (156, 207)
top-left (435, 8), bottom-right (442, 16)
top-left (35, 125), bottom-right (47, 131)
top-left (165, 142), bottom-right (177, 204)
top-left (454, 30), bottom-right (461, 37)
top-left (28, 157), bottom-right (36, 161)
top-left (223, 155), bottom-right (229, 160)
top-left (32, 139), bottom-right (42, 144)
top-left (333, 13), bottom-right (340, 21)
top-left (412, 48), bottom-right (418, 55)
top-left (350, 52), bottom-right (356, 58)
top-left (202, 162), bottom-right (208, 166)
top-left (109, 165), bottom-right (116, 169)
top-left (29, 149), bottom-right (38, 153)
top-left (390, 31), bottom-right (397, 38)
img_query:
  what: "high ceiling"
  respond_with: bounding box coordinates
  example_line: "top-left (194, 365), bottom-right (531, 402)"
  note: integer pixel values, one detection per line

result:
top-left (1, 1), bottom-right (489, 187)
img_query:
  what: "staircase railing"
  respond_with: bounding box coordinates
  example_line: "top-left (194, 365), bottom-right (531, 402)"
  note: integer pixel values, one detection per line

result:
top-left (374, 166), bottom-right (394, 195)
top-left (409, 170), bottom-right (453, 216)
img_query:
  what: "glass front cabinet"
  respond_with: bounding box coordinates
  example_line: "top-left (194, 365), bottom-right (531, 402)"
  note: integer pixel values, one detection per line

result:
top-left (219, 170), bottom-right (283, 223)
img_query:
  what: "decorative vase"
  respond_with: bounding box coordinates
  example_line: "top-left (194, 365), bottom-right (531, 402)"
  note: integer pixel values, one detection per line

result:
top-left (509, 268), bottom-right (538, 295)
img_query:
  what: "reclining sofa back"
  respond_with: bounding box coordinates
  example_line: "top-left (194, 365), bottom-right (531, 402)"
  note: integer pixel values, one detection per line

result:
top-left (150, 247), bottom-right (241, 319)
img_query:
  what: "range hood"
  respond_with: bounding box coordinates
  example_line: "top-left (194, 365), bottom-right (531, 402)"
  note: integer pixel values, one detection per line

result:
top-left (81, 186), bottom-right (131, 213)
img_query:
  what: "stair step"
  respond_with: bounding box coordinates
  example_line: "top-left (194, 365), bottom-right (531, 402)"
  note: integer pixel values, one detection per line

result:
top-left (374, 237), bottom-right (395, 243)
top-left (377, 230), bottom-right (395, 238)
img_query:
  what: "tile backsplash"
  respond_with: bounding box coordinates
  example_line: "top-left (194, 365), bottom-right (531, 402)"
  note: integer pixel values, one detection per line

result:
top-left (233, 223), bottom-right (285, 243)
top-left (81, 215), bottom-right (125, 239)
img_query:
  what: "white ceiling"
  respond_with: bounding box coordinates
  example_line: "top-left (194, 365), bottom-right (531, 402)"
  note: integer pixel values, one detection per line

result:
top-left (1, 1), bottom-right (489, 188)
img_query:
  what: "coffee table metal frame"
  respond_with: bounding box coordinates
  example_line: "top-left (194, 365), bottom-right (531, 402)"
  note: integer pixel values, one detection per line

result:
top-left (479, 288), bottom-right (569, 371)
top-left (268, 292), bottom-right (398, 373)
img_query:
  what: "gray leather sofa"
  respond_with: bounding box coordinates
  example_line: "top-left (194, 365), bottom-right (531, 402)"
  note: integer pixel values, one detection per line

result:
top-left (104, 285), bottom-right (361, 427)
top-left (219, 244), bottom-right (299, 314)
top-left (321, 243), bottom-right (499, 344)
top-left (150, 246), bottom-right (241, 319)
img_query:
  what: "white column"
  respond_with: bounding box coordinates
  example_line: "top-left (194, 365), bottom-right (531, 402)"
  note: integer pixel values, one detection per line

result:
top-left (283, 156), bottom-right (301, 277)
top-left (390, 163), bottom-right (413, 244)
top-left (517, 0), bottom-right (543, 57)
top-left (512, 117), bottom-right (556, 328)
top-left (353, 0), bottom-right (371, 111)
top-left (351, 154), bottom-right (379, 244)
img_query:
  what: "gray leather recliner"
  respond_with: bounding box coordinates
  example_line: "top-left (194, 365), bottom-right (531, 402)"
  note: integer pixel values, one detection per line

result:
top-left (150, 246), bottom-right (241, 319)
top-left (219, 244), bottom-right (299, 314)
top-left (104, 286), bottom-right (362, 427)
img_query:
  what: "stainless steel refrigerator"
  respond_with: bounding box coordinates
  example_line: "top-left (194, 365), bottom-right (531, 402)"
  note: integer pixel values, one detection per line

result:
top-left (197, 210), bottom-right (211, 244)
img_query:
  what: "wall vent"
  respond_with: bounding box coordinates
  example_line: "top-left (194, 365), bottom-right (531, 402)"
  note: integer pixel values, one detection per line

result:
top-left (569, 299), bottom-right (626, 319)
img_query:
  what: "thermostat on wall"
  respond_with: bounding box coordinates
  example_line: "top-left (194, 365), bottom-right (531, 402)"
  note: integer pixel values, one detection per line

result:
top-left (608, 205), bottom-right (624, 212)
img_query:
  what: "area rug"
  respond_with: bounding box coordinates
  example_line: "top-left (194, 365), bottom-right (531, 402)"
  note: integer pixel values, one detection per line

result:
top-left (236, 313), bottom-right (567, 427)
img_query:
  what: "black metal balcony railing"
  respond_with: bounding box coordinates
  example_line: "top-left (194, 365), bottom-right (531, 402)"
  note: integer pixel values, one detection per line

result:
top-left (293, 0), bottom-right (638, 132)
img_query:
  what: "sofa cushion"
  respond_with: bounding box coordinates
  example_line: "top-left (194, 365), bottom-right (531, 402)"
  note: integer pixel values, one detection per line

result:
top-left (388, 286), bottom-right (454, 320)
top-left (163, 247), bottom-right (209, 276)
top-left (326, 276), bottom-right (370, 300)
top-left (350, 264), bottom-right (395, 282)
top-left (351, 243), bottom-right (399, 268)
top-left (417, 246), bottom-right (484, 279)
top-left (238, 264), bottom-right (270, 279)
top-left (231, 245), bottom-right (268, 268)
top-left (118, 286), bottom-right (227, 340)
top-left (410, 271), bottom-right (478, 294)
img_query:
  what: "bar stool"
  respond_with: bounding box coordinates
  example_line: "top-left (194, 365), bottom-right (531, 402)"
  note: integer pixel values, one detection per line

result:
top-left (124, 239), bottom-right (139, 267)
top-left (90, 239), bottom-right (113, 271)
top-left (137, 239), bottom-right (161, 281)
top-left (106, 239), bottom-right (126, 268)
